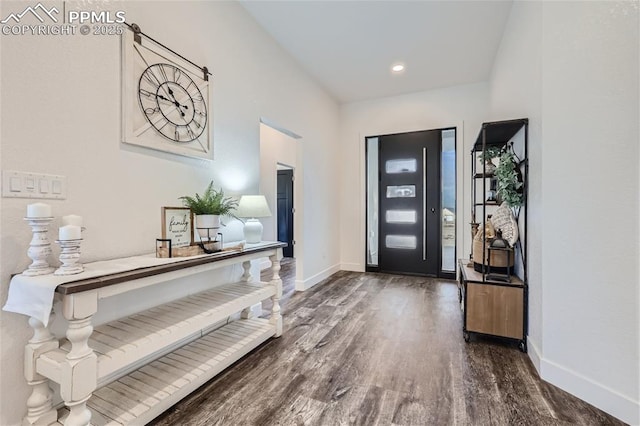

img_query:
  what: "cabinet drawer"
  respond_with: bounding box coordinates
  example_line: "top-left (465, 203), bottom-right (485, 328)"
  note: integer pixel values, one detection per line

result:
top-left (466, 283), bottom-right (523, 339)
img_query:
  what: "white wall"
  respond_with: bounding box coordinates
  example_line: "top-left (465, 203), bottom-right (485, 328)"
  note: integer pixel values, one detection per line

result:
top-left (339, 82), bottom-right (490, 272)
top-left (0, 1), bottom-right (339, 425)
top-left (491, 2), bottom-right (639, 424)
top-left (541, 2), bottom-right (639, 423)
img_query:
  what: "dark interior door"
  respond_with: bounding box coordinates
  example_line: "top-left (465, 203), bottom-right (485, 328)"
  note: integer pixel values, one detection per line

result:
top-left (379, 130), bottom-right (440, 276)
top-left (277, 169), bottom-right (294, 257)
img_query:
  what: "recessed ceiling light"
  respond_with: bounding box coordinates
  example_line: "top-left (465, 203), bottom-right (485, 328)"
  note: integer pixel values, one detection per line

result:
top-left (392, 64), bottom-right (405, 73)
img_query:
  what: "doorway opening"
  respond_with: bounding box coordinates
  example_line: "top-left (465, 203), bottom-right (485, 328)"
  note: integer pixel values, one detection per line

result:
top-left (365, 127), bottom-right (456, 278)
top-left (277, 164), bottom-right (294, 258)
top-left (258, 120), bottom-right (301, 283)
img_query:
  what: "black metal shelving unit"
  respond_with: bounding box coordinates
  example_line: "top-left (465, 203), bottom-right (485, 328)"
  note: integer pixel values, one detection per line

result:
top-left (459, 118), bottom-right (528, 352)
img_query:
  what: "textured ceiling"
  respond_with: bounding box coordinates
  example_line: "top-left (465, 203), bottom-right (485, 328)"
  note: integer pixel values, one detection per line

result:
top-left (240, 1), bottom-right (513, 104)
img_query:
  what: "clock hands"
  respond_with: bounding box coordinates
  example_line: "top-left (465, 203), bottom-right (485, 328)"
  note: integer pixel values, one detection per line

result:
top-left (156, 91), bottom-right (188, 116)
top-left (140, 88), bottom-right (188, 112)
top-left (165, 87), bottom-right (187, 117)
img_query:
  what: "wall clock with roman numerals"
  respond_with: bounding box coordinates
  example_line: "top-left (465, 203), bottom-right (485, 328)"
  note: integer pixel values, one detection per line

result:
top-left (138, 63), bottom-right (207, 143)
top-left (121, 26), bottom-right (212, 160)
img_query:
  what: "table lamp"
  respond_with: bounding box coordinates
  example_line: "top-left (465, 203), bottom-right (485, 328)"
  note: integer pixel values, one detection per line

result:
top-left (237, 195), bottom-right (272, 243)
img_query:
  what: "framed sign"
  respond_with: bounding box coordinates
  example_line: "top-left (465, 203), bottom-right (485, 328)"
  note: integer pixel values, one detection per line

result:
top-left (161, 207), bottom-right (193, 248)
top-left (121, 27), bottom-right (212, 160)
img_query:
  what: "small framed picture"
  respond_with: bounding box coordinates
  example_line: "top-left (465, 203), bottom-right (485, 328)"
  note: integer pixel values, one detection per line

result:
top-left (161, 207), bottom-right (194, 248)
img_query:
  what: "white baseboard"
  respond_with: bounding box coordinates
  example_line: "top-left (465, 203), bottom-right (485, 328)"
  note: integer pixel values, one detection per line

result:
top-left (527, 335), bottom-right (542, 375)
top-left (340, 263), bottom-right (364, 272)
top-left (540, 357), bottom-right (639, 425)
top-left (295, 263), bottom-right (340, 291)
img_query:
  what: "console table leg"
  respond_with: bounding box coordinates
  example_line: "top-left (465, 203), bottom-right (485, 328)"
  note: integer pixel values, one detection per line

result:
top-left (64, 396), bottom-right (91, 426)
top-left (269, 252), bottom-right (283, 337)
top-left (24, 379), bottom-right (56, 426)
top-left (66, 317), bottom-right (94, 360)
top-left (23, 316), bottom-right (58, 426)
top-left (61, 293), bottom-right (97, 426)
top-left (61, 317), bottom-right (96, 426)
top-left (241, 260), bottom-right (252, 282)
top-left (240, 260), bottom-right (255, 319)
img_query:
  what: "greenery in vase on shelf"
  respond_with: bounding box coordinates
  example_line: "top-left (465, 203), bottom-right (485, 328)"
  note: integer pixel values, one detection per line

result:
top-left (481, 146), bottom-right (502, 161)
top-left (495, 151), bottom-right (523, 207)
top-left (480, 146), bottom-right (502, 174)
top-left (179, 181), bottom-right (239, 217)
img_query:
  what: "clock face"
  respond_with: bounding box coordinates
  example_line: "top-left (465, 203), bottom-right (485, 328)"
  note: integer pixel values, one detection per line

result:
top-left (137, 63), bottom-right (208, 143)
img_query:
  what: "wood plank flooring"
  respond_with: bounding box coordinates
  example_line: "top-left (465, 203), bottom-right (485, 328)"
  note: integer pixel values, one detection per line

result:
top-left (150, 259), bottom-right (624, 426)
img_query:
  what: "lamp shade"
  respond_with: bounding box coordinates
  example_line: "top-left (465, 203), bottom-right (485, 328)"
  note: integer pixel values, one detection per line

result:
top-left (236, 195), bottom-right (272, 218)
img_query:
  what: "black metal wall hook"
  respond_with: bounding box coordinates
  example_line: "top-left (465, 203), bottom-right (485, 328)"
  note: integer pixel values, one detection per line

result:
top-left (124, 22), bottom-right (212, 82)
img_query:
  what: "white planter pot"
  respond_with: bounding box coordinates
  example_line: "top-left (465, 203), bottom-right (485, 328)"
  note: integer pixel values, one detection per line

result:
top-left (195, 214), bottom-right (220, 240)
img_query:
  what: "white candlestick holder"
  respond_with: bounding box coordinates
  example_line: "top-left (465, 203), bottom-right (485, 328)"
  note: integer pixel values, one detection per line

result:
top-left (23, 217), bottom-right (55, 276)
top-left (54, 239), bottom-right (84, 276)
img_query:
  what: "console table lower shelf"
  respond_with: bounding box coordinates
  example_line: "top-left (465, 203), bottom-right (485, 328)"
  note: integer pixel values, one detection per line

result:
top-left (56, 318), bottom-right (273, 425)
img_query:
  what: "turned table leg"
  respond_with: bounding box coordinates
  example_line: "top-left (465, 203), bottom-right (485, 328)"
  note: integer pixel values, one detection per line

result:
top-left (23, 315), bottom-right (58, 426)
top-left (269, 251), bottom-right (283, 337)
top-left (61, 293), bottom-right (97, 426)
top-left (240, 260), bottom-right (254, 319)
top-left (241, 260), bottom-right (252, 282)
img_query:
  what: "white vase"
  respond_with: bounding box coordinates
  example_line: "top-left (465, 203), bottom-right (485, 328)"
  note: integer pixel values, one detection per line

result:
top-left (484, 160), bottom-right (497, 174)
top-left (195, 214), bottom-right (220, 240)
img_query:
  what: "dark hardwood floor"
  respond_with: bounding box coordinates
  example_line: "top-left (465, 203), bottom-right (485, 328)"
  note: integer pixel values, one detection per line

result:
top-left (150, 258), bottom-right (623, 426)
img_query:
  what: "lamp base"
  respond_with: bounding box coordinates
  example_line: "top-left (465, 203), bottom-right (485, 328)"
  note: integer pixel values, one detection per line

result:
top-left (243, 218), bottom-right (263, 244)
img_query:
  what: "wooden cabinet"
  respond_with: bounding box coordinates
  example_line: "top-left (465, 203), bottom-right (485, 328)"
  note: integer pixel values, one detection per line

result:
top-left (12, 242), bottom-right (285, 426)
top-left (459, 260), bottom-right (525, 347)
top-left (466, 283), bottom-right (523, 338)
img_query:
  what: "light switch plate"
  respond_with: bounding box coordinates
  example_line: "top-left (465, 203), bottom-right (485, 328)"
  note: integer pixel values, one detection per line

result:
top-left (2, 171), bottom-right (67, 199)
top-left (9, 177), bottom-right (21, 192)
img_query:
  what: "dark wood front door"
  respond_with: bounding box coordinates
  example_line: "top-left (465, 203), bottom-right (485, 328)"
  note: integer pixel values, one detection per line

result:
top-left (378, 130), bottom-right (441, 276)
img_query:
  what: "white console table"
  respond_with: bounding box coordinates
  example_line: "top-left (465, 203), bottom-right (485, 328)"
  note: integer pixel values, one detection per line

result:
top-left (6, 242), bottom-right (285, 426)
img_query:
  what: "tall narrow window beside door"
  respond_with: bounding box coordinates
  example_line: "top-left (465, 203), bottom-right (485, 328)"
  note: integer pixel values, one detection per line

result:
top-left (366, 137), bottom-right (379, 267)
top-left (441, 129), bottom-right (456, 273)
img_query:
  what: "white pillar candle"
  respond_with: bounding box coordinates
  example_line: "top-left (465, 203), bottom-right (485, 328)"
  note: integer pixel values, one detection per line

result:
top-left (59, 225), bottom-right (81, 241)
top-left (26, 203), bottom-right (52, 218)
top-left (62, 215), bottom-right (83, 227)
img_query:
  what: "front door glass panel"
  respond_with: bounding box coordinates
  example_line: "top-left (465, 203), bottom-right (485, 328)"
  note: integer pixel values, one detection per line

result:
top-left (385, 235), bottom-right (417, 249)
top-left (385, 159), bottom-right (417, 174)
top-left (386, 210), bottom-right (417, 224)
top-left (386, 185), bottom-right (416, 198)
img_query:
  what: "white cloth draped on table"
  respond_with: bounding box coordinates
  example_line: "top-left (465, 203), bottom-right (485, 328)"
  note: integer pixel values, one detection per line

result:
top-left (3, 254), bottom-right (208, 326)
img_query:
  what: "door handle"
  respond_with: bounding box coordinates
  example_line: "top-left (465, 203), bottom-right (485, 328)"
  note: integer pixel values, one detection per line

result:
top-left (423, 147), bottom-right (427, 261)
top-left (431, 208), bottom-right (435, 213)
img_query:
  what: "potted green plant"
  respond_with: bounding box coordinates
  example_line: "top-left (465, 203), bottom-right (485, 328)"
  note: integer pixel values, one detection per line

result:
top-left (179, 181), bottom-right (238, 239)
top-left (480, 146), bottom-right (502, 174)
top-left (494, 151), bottom-right (523, 207)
